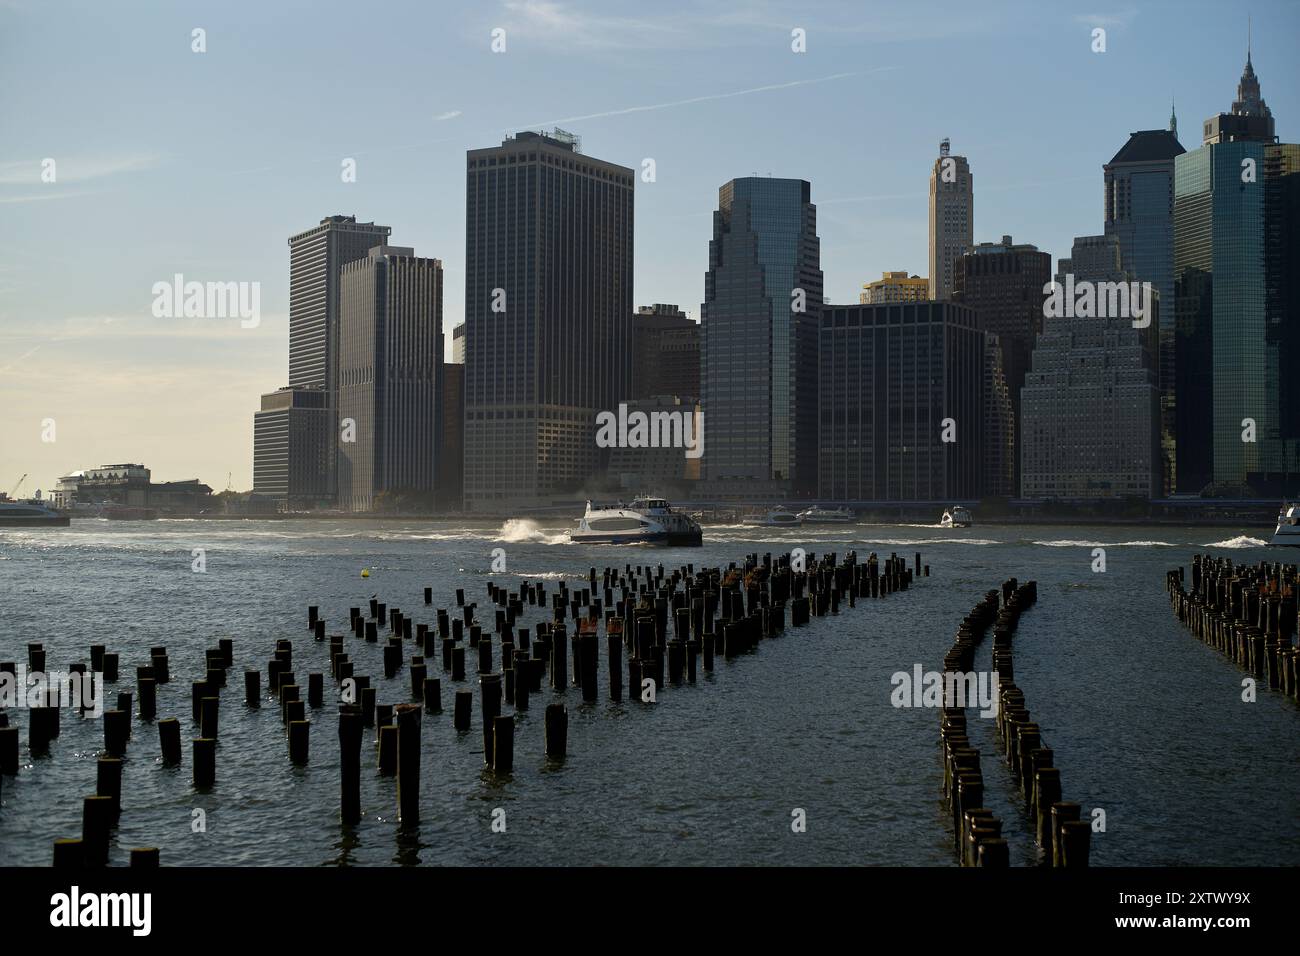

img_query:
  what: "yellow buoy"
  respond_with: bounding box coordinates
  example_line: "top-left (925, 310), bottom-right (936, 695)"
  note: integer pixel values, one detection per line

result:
top-left (361, 569), bottom-right (370, 578)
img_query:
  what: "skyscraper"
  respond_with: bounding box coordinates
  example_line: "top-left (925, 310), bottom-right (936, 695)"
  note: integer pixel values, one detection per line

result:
top-left (1021, 236), bottom-right (1161, 499)
top-left (928, 139), bottom-right (973, 300)
top-left (336, 246), bottom-right (443, 512)
top-left (953, 235), bottom-right (1052, 495)
top-left (817, 301), bottom-right (988, 501)
top-left (632, 305), bottom-right (699, 401)
top-left (463, 130), bottom-right (634, 511)
top-left (1175, 51), bottom-right (1296, 493)
top-left (701, 177), bottom-right (822, 499)
top-left (1104, 123), bottom-right (1184, 492)
top-left (286, 214), bottom-right (392, 497)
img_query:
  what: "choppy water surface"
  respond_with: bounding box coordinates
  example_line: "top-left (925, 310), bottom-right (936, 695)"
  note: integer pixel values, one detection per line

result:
top-left (0, 519), bottom-right (1296, 866)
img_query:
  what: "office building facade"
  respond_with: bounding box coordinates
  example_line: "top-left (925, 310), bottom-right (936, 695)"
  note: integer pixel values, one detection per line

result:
top-left (1021, 236), bottom-right (1161, 499)
top-left (463, 130), bottom-right (634, 511)
top-left (953, 235), bottom-right (1052, 495)
top-left (337, 247), bottom-right (444, 512)
top-left (1175, 52), bottom-right (1297, 493)
top-left (632, 304), bottom-right (699, 401)
top-left (252, 387), bottom-right (331, 507)
top-left (860, 271), bottom-right (929, 305)
top-left (1104, 122), bottom-right (1184, 493)
top-left (928, 139), bottom-right (973, 300)
top-left (817, 301), bottom-right (988, 502)
top-left (701, 177), bottom-right (822, 499)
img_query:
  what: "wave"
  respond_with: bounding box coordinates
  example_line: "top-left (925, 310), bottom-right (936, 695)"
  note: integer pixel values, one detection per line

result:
top-left (1202, 535), bottom-right (1268, 549)
top-left (495, 518), bottom-right (569, 546)
top-left (1032, 539), bottom-right (1175, 548)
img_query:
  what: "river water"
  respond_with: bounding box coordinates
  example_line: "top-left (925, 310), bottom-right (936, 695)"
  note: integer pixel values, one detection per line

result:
top-left (0, 519), bottom-right (1295, 866)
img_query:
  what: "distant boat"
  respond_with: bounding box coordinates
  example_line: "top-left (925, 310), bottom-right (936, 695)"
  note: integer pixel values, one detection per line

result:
top-left (939, 506), bottom-right (973, 529)
top-left (567, 496), bottom-right (702, 546)
top-left (0, 500), bottom-right (70, 527)
top-left (744, 507), bottom-right (803, 528)
top-left (798, 506), bottom-right (855, 524)
top-left (1271, 503), bottom-right (1300, 547)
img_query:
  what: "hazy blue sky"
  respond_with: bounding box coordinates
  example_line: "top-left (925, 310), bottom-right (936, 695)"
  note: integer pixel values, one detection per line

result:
top-left (1, 0), bottom-right (1296, 493)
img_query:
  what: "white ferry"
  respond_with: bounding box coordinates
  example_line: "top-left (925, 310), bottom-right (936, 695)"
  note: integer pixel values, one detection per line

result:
top-left (798, 506), bottom-right (855, 524)
top-left (744, 507), bottom-right (803, 528)
top-left (939, 506), bottom-right (973, 529)
top-left (1271, 503), bottom-right (1300, 547)
top-left (567, 497), bottom-right (703, 546)
top-left (0, 500), bottom-right (71, 527)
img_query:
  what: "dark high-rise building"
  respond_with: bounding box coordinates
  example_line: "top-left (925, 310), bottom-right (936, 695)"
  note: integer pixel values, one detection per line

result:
top-left (1105, 120), bottom-right (1184, 493)
top-left (817, 301), bottom-right (988, 502)
top-left (632, 304), bottom-right (699, 400)
top-left (252, 387), bottom-right (331, 508)
top-left (953, 235), bottom-right (1052, 495)
top-left (463, 130), bottom-right (634, 511)
top-left (439, 362), bottom-right (464, 511)
top-left (336, 246), bottom-right (444, 512)
top-left (286, 214), bottom-right (392, 498)
top-left (1175, 51), bottom-right (1297, 493)
top-left (701, 177), bottom-right (822, 499)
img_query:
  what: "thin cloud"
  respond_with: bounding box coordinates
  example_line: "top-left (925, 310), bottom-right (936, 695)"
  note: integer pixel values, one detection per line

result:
top-left (0, 191), bottom-right (86, 204)
top-left (528, 69), bottom-right (891, 127)
top-left (0, 153), bottom-right (161, 185)
top-left (1073, 11), bottom-right (1136, 28)
top-left (433, 110), bottom-right (463, 121)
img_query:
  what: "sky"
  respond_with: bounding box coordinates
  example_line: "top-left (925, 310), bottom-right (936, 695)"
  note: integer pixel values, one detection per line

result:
top-left (1, 0), bottom-right (1297, 495)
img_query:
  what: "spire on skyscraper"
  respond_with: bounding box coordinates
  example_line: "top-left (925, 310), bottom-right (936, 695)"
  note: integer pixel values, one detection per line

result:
top-left (1169, 97), bottom-right (1177, 138)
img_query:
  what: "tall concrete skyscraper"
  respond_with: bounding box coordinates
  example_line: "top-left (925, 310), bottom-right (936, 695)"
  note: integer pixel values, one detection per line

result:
top-left (1104, 123), bottom-right (1184, 493)
top-left (701, 177), bottom-right (823, 499)
top-left (1175, 51), bottom-right (1297, 494)
top-left (336, 247), bottom-right (444, 512)
top-left (953, 235), bottom-right (1052, 495)
top-left (928, 139), bottom-right (973, 300)
top-left (286, 214), bottom-right (392, 497)
top-left (463, 131), bottom-right (634, 512)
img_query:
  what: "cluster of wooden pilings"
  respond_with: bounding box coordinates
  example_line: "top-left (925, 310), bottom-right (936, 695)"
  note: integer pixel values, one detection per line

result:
top-left (939, 578), bottom-right (1088, 867)
top-left (0, 643), bottom-right (166, 866)
top-left (1166, 556), bottom-right (1300, 700)
top-left (0, 548), bottom-right (932, 863)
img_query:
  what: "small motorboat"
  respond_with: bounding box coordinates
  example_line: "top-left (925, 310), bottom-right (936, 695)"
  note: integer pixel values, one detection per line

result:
top-left (939, 506), bottom-right (973, 529)
top-left (1270, 503), bottom-right (1300, 547)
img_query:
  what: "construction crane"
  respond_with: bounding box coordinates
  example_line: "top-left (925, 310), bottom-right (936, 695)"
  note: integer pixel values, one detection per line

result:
top-left (7, 473), bottom-right (27, 500)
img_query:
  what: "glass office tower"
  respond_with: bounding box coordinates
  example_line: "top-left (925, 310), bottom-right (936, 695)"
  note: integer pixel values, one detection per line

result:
top-left (701, 177), bottom-right (822, 498)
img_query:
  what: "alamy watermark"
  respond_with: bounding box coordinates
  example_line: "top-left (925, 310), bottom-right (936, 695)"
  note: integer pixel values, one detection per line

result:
top-left (151, 274), bottom-right (261, 328)
top-left (0, 666), bottom-right (104, 717)
top-left (1042, 275), bottom-right (1152, 328)
top-left (595, 403), bottom-right (703, 459)
top-left (890, 665), bottom-right (999, 718)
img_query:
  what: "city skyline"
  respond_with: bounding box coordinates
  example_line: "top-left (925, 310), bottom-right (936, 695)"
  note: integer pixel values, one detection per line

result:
top-left (2, 0), bottom-right (1298, 492)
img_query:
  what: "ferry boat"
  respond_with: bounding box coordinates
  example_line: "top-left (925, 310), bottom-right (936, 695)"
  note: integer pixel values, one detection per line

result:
top-left (939, 506), bottom-right (973, 529)
top-left (0, 500), bottom-right (71, 527)
top-left (1271, 503), bottom-right (1300, 547)
top-left (744, 507), bottom-right (803, 528)
top-left (798, 506), bottom-right (855, 524)
top-left (567, 497), bottom-right (703, 546)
